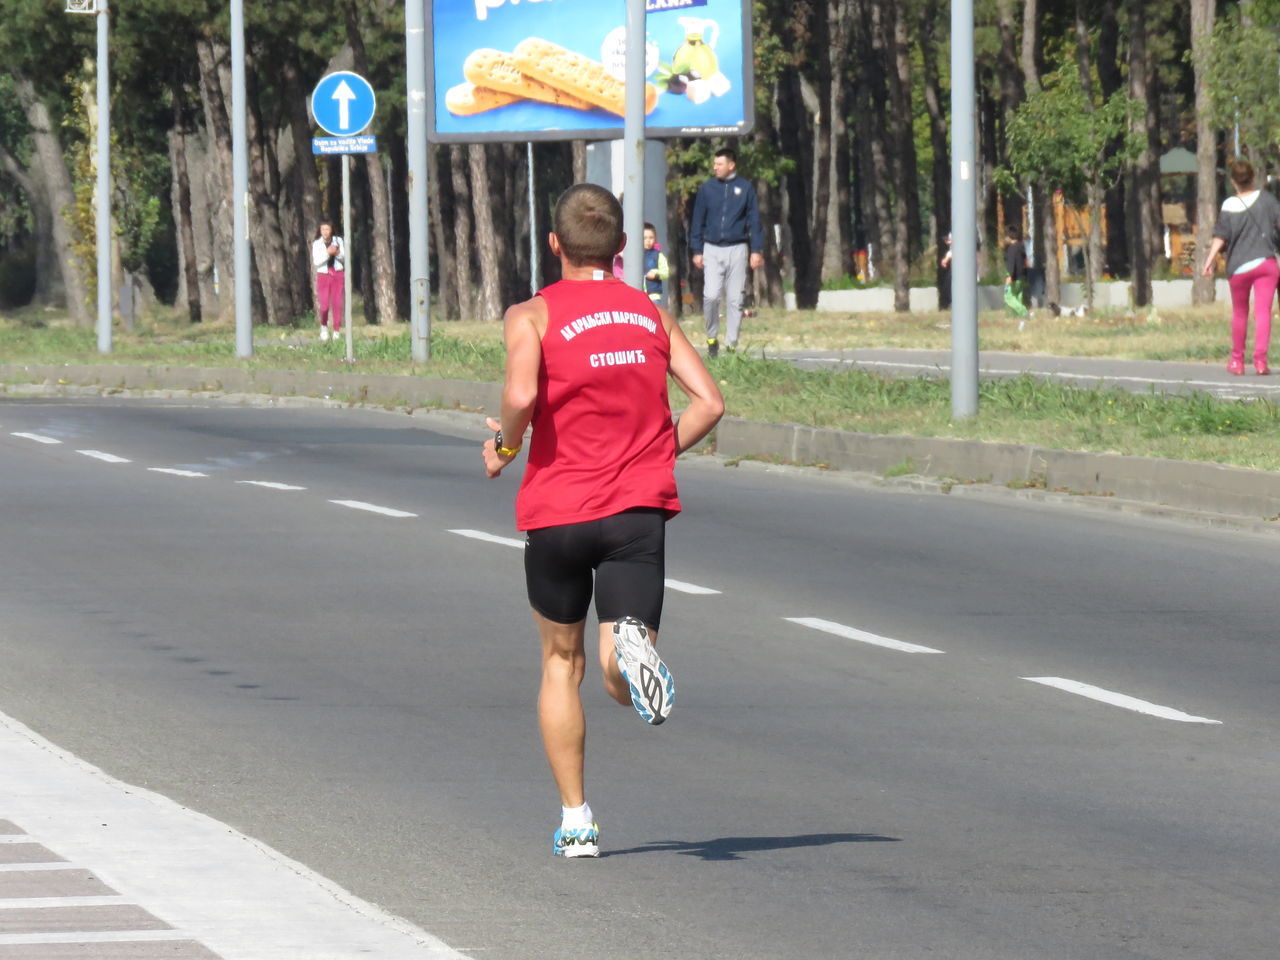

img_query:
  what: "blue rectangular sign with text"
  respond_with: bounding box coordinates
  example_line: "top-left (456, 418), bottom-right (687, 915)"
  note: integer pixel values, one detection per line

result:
top-left (312, 136), bottom-right (378, 155)
top-left (427, 0), bottom-right (752, 142)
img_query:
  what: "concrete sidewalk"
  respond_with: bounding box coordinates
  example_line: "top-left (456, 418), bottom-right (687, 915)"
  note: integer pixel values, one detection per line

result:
top-left (4, 358), bottom-right (1280, 529)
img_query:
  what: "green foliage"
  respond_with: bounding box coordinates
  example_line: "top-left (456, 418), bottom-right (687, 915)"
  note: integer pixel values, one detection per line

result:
top-left (1195, 15), bottom-right (1280, 170)
top-left (997, 62), bottom-right (1142, 204)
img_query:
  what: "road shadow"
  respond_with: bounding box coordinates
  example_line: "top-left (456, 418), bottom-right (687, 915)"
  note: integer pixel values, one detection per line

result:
top-left (603, 832), bottom-right (900, 861)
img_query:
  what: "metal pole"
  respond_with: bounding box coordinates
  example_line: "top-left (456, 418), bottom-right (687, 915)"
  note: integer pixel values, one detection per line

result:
top-left (95, 3), bottom-right (111, 354)
top-left (406, 0), bottom-right (431, 362)
top-left (528, 142), bottom-right (538, 296)
top-left (230, 0), bottom-right (252, 357)
top-left (621, 0), bottom-right (645, 290)
top-left (342, 156), bottom-right (353, 362)
top-left (950, 0), bottom-right (978, 419)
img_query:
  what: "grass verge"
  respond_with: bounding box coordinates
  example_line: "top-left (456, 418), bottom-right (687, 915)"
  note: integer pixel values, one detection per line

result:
top-left (2, 306), bottom-right (1276, 471)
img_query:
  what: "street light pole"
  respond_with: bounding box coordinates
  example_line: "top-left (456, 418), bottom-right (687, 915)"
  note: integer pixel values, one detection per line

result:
top-left (230, 0), bottom-right (252, 358)
top-left (621, 0), bottom-right (645, 290)
top-left (95, 1), bottom-right (111, 354)
top-left (406, 0), bottom-right (431, 362)
top-left (950, 0), bottom-right (978, 419)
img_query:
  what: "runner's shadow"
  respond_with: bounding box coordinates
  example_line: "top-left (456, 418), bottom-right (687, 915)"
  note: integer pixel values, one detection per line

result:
top-left (603, 833), bottom-right (900, 861)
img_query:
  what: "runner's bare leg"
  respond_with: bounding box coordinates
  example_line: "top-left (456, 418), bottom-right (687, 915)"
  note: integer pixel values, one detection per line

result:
top-left (535, 612), bottom-right (588, 807)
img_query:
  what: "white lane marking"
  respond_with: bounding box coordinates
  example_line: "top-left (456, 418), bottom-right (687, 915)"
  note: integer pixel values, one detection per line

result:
top-left (0, 863), bottom-right (77, 873)
top-left (11, 432), bottom-right (61, 444)
top-left (76, 449), bottom-right (131, 463)
top-left (664, 579), bottom-right (721, 595)
top-left (236, 480), bottom-right (307, 491)
top-left (785, 617), bottom-right (945, 654)
top-left (1023, 677), bottom-right (1222, 724)
top-left (330, 500), bottom-right (418, 518)
top-left (0, 708), bottom-right (469, 959)
top-left (0, 931), bottom-right (190, 946)
top-left (448, 528), bottom-right (525, 548)
top-left (147, 468), bottom-right (208, 478)
top-left (0, 896), bottom-right (126, 908)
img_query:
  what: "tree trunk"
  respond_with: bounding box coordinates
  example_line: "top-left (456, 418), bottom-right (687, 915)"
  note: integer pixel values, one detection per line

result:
top-left (1127, 1), bottom-right (1155, 307)
top-left (752, 103), bottom-right (786, 307)
top-left (884, 0), bottom-right (914, 309)
top-left (244, 56), bottom-right (300, 326)
top-left (449, 146), bottom-right (475, 321)
top-left (1074, 0), bottom-right (1104, 298)
top-left (823, 0), bottom-right (854, 283)
top-left (171, 89), bottom-right (202, 324)
top-left (427, 144), bottom-right (459, 320)
top-left (195, 34), bottom-right (238, 320)
top-left (571, 140), bottom-right (587, 183)
top-left (1021, 0), bottom-right (1059, 307)
top-left (1097, 0), bottom-right (1128, 278)
top-left (13, 74), bottom-right (91, 325)
top-left (343, 2), bottom-right (398, 324)
top-left (468, 144), bottom-right (502, 321)
top-left (778, 70), bottom-right (819, 308)
top-left (855, 0), bottom-right (893, 279)
top-left (1190, 0), bottom-right (1217, 304)
top-left (0, 140), bottom-right (56, 307)
top-left (281, 55), bottom-right (323, 317)
top-left (920, 0), bottom-right (951, 306)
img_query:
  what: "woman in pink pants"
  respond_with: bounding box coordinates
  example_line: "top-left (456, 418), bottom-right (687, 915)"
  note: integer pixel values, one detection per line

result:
top-left (311, 221), bottom-right (346, 342)
top-left (1201, 160), bottom-right (1280, 375)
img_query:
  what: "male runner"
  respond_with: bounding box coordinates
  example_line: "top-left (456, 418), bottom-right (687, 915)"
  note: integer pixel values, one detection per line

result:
top-left (482, 183), bottom-right (723, 858)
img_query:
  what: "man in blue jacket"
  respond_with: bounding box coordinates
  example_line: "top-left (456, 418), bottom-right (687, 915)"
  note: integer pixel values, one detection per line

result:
top-left (690, 147), bottom-right (764, 357)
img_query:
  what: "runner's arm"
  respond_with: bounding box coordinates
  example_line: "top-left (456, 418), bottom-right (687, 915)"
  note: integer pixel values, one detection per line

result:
top-left (663, 310), bottom-right (724, 454)
top-left (483, 298), bottom-right (544, 477)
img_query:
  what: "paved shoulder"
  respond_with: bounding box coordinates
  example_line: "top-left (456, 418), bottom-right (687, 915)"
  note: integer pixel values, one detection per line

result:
top-left (0, 710), bottom-right (468, 960)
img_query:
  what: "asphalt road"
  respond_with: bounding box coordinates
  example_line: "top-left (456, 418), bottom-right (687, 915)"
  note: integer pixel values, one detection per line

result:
top-left (1, 396), bottom-right (1277, 960)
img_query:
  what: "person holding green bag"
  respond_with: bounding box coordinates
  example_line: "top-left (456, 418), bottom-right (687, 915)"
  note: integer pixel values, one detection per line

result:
top-left (1003, 225), bottom-right (1029, 318)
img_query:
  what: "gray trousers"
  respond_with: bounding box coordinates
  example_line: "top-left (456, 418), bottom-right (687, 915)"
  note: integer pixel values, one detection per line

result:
top-left (702, 242), bottom-right (749, 346)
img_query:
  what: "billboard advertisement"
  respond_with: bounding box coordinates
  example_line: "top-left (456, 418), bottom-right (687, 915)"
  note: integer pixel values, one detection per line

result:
top-left (427, 0), bottom-right (753, 142)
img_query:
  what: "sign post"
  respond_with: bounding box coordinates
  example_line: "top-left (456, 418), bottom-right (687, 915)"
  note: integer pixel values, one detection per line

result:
top-left (311, 71), bottom-right (378, 364)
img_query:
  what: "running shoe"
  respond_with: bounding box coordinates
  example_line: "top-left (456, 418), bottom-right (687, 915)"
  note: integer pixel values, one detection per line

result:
top-left (706, 337), bottom-right (719, 358)
top-left (319, 326), bottom-right (330, 342)
top-left (612, 616), bottom-right (674, 725)
top-left (553, 821), bottom-right (600, 858)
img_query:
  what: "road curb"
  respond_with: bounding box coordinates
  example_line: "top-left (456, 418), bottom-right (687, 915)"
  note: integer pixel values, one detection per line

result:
top-left (6, 361), bottom-right (1280, 527)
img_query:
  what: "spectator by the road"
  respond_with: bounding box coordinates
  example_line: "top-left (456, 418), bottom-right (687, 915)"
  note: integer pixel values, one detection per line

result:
top-left (311, 221), bottom-right (345, 342)
top-left (1003, 224), bottom-right (1028, 311)
top-left (481, 183), bottom-right (723, 859)
top-left (1201, 158), bottom-right (1280, 376)
top-left (939, 232), bottom-right (953, 308)
top-left (642, 222), bottom-right (670, 307)
top-left (690, 146), bottom-right (764, 357)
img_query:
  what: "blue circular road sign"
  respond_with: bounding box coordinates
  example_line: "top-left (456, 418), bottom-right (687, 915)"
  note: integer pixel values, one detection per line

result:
top-left (311, 71), bottom-right (377, 137)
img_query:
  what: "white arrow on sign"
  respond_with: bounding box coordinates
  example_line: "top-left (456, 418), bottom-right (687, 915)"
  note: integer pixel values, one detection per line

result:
top-left (333, 80), bottom-right (356, 130)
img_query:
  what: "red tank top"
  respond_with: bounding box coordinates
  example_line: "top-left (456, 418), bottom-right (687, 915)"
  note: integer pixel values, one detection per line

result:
top-left (515, 275), bottom-right (680, 531)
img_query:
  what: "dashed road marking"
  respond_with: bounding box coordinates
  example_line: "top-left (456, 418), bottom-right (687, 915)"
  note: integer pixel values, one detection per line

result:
top-left (785, 617), bottom-right (945, 654)
top-left (664, 579), bottom-right (721, 595)
top-left (77, 449), bottom-right (131, 463)
top-left (10, 432), bottom-right (61, 444)
top-left (448, 528), bottom-right (525, 548)
top-left (148, 468), bottom-right (209, 478)
top-left (1023, 677), bottom-right (1222, 724)
top-left (330, 500), bottom-right (418, 518)
top-left (236, 481), bottom-right (307, 491)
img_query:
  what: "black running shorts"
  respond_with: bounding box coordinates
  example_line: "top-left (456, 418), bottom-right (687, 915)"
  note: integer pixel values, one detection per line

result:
top-left (524, 508), bottom-right (667, 629)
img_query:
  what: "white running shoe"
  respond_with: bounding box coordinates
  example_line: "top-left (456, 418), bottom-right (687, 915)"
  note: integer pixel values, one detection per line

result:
top-left (319, 326), bottom-right (330, 342)
top-left (612, 616), bottom-right (674, 725)
top-left (553, 821), bottom-right (600, 858)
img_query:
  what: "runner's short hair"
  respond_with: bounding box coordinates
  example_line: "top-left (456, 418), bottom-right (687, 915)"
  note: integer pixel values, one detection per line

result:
top-left (1230, 159), bottom-right (1255, 189)
top-left (715, 146), bottom-right (736, 164)
top-left (554, 184), bottom-right (623, 266)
